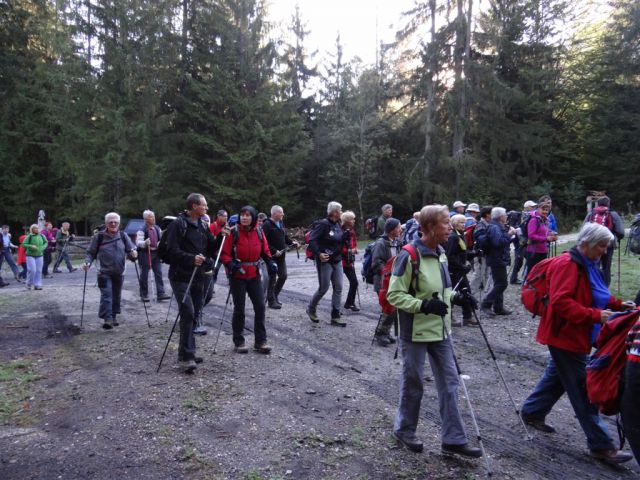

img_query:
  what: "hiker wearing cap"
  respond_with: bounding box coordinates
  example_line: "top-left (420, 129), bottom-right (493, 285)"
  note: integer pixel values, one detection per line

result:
top-left (340, 211), bottom-right (359, 312)
top-left (387, 205), bottom-right (482, 458)
top-left (450, 201), bottom-right (466, 217)
top-left (221, 206), bottom-right (277, 354)
top-left (464, 203), bottom-right (479, 228)
top-left (162, 194), bottom-right (227, 372)
top-left (376, 204), bottom-right (393, 237)
top-left (371, 217), bottom-right (403, 346)
top-left (510, 200), bottom-right (537, 284)
top-left (263, 205), bottom-right (299, 309)
top-left (520, 222), bottom-right (634, 466)
top-left (84, 212), bottom-right (138, 330)
top-left (480, 207), bottom-right (516, 317)
top-left (526, 202), bottom-right (558, 273)
top-left (446, 215), bottom-right (477, 326)
top-left (583, 196), bottom-right (625, 287)
top-left (307, 201), bottom-right (345, 326)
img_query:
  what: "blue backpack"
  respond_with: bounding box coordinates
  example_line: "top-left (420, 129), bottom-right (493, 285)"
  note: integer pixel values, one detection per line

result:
top-left (361, 242), bottom-right (376, 284)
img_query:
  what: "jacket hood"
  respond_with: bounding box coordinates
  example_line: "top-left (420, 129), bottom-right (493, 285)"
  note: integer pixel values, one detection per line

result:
top-left (568, 245), bottom-right (588, 269)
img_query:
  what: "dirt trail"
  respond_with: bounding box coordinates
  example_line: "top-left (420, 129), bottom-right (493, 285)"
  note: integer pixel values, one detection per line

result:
top-left (0, 254), bottom-right (638, 480)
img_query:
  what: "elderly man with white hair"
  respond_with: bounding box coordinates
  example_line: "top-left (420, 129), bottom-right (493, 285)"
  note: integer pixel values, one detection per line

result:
top-left (136, 210), bottom-right (171, 302)
top-left (84, 212), bottom-right (138, 329)
top-left (306, 201), bottom-right (346, 326)
top-left (480, 207), bottom-right (516, 317)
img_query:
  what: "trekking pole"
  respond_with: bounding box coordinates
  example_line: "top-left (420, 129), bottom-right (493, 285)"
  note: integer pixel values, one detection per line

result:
top-left (462, 287), bottom-right (532, 440)
top-left (157, 265), bottom-right (198, 373)
top-left (80, 267), bottom-right (88, 328)
top-left (617, 242), bottom-right (621, 296)
top-left (433, 292), bottom-right (492, 476)
top-left (371, 313), bottom-right (385, 346)
top-left (356, 286), bottom-right (362, 310)
top-left (212, 285), bottom-right (233, 354)
top-left (148, 245), bottom-right (157, 300)
top-left (133, 261), bottom-right (152, 328)
top-left (164, 294), bottom-right (173, 323)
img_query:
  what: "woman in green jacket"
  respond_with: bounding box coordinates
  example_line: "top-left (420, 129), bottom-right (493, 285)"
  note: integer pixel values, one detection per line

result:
top-left (387, 204), bottom-right (481, 458)
top-left (22, 224), bottom-right (48, 290)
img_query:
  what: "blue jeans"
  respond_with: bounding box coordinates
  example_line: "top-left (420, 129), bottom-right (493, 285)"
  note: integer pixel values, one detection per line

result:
top-left (0, 246), bottom-right (19, 276)
top-left (54, 249), bottom-right (73, 271)
top-left (26, 256), bottom-right (43, 287)
top-left (138, 250), bottom-right (165, 298)
top-left (482, 265), bottom-right (508, 312)
top-left (170, 279), bottom-right (204, 361)
top-left (394, 337), bottom-right (468, 445)
top-left (97, 273), bottom-right (124, 321)
top-left (230, 276), bottom-right (266, 347)
top-left (521, 346), bottom-right (614, 451)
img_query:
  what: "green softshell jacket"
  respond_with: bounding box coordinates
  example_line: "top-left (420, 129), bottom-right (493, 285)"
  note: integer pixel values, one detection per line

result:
top-left (22, 233), bottom-right (48, 257)
top-left (387, 241), bottom-right (454, 342)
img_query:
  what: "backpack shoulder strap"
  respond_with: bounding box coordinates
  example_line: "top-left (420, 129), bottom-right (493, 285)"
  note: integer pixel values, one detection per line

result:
top-left (402, 243), bottom-right (421, 294)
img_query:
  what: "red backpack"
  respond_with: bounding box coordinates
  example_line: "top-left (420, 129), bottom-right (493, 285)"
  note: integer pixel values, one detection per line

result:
top-left (463, 223), bottom-right (476, 250)
top-left (586, 308), bottom-right (640, 415)
top-left (588, 207), bottom-right (614, 230)
top-left (521, 257), bottom-right (557, 318)
top-left (378, 244), bottom-right (419, 315)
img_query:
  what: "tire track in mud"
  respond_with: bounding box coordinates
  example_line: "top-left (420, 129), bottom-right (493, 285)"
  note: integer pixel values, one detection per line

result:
top-left (198, 280), bottom-right (639, 480)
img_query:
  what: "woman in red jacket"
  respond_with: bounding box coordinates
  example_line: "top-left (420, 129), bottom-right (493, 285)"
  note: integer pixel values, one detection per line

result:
top-left (520, 223), bottom-right (634, 465)
top-left (221, 206), bottom-right (277, 354)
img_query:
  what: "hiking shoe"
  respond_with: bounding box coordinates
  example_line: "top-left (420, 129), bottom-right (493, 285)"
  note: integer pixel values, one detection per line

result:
top-left (268, 301), bottom-right (282, 310)
top-left (53, 269), bottom-right (62, 274)
top-left (344, 304), bottom-right (360, 312)
top-left (194, 357), bottom-right (204, 364)
top-left (193, 326), bottom-right (207, 335)
top-left (69, 267), bottom-right (78, 273)
top-left (102, 319), bottom-right (113, 330)
top-left (275, 297), bottom-right (283, 306)
top-left (14, 274), bottom-right (24, 283)
top-left (141, 296), bottom-right (150, 302)
top-left (331, 315), bottom-right (347, 327)
top-left (234, 343), bottom-right (249, 354)
top-left (463, 316), bottom-right (478, 326)
top-left (34, 286), bottom-right (43, 291)
top-left (589, 449), bottom-right (633, 465)
top-left (25, 284), bottom-right (32, 290)
top-left (44, 274), bottom-right (53, 279)
top-left (0, 282), bottom-right (9, 288)
top-left (510, 279), bottom-right (522, 285)
top-left (442, 443), bottom-right (483, 458)
top-left (306, 308), bottom-right (319, 323)
top-left (179, 359), bottom-right (197, 373)
top-left (481, 307), bottom-right (495, 317)
top-left (451, 318), bottom-right (463, 327)
top-left (375, 334), bottom-right (391, 347)
top-left (112, 315), bottom-right (119, 327)
top-left (157, 293), bottom-right (171, 301)
top-left (254, 343), bottom-right (272, 354)
top-left (494, 309), bottom-right (512, 316)
top-left (521, 413), bottom-right (556, 433)
top-left (393, 432), bottom-right (423, 453)
top-left (387, 335), bottom-right (397, 344)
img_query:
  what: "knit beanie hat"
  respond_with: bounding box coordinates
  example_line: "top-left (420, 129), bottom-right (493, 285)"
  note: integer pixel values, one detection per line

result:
top-left (385, 217), bottom-right (401, 234)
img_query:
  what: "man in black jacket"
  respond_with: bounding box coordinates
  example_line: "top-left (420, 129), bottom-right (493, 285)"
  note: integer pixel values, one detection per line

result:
top-left (164, 193), bottom-right (227, 373)
top-left (262, 205), bottom-right (299, 309)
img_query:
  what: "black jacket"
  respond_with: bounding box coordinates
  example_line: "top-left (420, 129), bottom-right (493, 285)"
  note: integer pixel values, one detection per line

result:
top-left (445, 230), bottom-right (470, 277)
top-left (164, 212), bottom-right (222, 282)
top-left (262, 218), bottom-right (293, 255)
top-left (309, 218), bottom-right (344, 264)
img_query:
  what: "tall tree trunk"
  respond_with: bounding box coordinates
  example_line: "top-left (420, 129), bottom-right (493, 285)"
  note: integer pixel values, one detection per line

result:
top-left (422, 0), bottom-right (437, 205)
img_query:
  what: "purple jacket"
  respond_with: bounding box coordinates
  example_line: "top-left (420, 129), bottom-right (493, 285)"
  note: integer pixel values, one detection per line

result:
top-left (42, 229), bottom-right (55, 252)
top-left (526, 211), bottom-right (549, 254)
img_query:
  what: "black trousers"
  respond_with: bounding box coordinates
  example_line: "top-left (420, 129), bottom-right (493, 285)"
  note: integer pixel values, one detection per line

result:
top-left (510, 244), bottom-right (525, 283)
top-left (622, 361), bottom-right (640, 466)
top-left (482, 266), bottom-right (508, 312)
top-left (343, 264), bottom-right (358, 306)
top-left (170, 278), bottom-right (204, 362)
top-left (267, 254), bottom-right (287, 303)
top-left (42, 250), bottom-right (52, 275)
top-left (231, 276), bottom-right (266, 347)
top-left (526, 252), bottom-right (547, 274)
top-left (599, 245), bottom-right (615, 287)
top-left (450, 272), bottom-right (472, 319)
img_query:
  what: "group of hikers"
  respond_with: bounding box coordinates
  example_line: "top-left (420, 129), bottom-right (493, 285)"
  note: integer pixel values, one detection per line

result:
top-left (2, 191), bottom-right (640, 472)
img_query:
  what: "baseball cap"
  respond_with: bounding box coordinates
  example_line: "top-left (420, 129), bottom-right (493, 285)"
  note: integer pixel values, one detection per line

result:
top-left (524, 200), bottom-right (537, 209)
top-left (466, 203), bottom-right (480, 213)
top-left (453, 200), bottom-right (467, 208)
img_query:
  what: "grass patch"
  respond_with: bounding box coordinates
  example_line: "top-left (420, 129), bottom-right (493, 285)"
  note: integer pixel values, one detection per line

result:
top-left (0, 359), bottom-right (41, 426)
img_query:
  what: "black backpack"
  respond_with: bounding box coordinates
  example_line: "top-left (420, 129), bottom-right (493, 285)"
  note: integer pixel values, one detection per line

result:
top-left (156, 216), bottom-right (187, 264)
top-left (365, 216), bottom-right (379, 240)
top-left (361, 241), bottom-right (377, 284)
top-left (628, 214), bottom-right (640, 255)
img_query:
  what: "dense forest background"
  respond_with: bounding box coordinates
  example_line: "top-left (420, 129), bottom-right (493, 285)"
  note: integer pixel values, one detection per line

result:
top-left (1, 0), bottom-right (638, 233)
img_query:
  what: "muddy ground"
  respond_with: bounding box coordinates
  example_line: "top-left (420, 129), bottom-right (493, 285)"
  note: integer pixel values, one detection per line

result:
top-left (1, 251), bottom-right (639, 480)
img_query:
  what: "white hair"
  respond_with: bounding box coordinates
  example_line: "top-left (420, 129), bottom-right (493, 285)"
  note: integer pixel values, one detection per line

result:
top-left (381, 204), bottom-right (393, 212)
top-left (577, 223), bottom-right (614, 248)
top-left (341, 210), bottom-right (356, 223)
top-left (491, 207), bottom-right (507, 220)
top-left (105, 212), bottom-right (120, 223)
top-left (29, 224), bottom-right (39, 233)
top-left (327, 201), bottom-right (342, 214)
top-left (450, 214), bottom-right (466, 226)
top-left (270, 205), bottom-right (283, 215)
top-left (143, 210), bottom-right (155, 219)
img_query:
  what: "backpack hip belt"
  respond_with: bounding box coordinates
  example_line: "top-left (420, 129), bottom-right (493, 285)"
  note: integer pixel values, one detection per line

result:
top-left (240, 261), bottom-right (260, 267)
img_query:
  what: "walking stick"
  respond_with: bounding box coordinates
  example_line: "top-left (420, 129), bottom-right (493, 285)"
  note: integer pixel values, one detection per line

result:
top-left (617, 241), bottom-right (621, 295)
top-left (133, 261), bottom-right (152, 328)
top-left (80, 268), bottom-right (88, 328)
top-left (148, 245), bottom-right (157, 300)
top-left (164, 294), bottom-right (173, 323)
top-left (212, 285), bottom-right (233, 354)
top-left (462, 288), bottom-right (531, 439)
top-left (356, 286), bottom-right (362, 310)
top-left (157, 265), bottom-right (199, 373)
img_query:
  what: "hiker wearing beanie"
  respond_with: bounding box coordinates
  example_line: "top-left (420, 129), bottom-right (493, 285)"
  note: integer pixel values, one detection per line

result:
top-left (83, 212), bottom-right (138, 330)
top-left (371, 217), bottom-right (403, 345)
top-left (445, 214), bottom-right (476, 326)
top-left (583, 196), bottom-right (625, 286)
top-left (306, 201), bottom-right (345, 326)
top-left (341, 211), bottom-right (359, 312)
top-left (221, 205), bottom-right (277, 354)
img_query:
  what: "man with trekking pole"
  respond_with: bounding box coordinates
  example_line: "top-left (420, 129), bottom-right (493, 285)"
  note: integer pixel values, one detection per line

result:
top-left (136, 210), bottom-right (171, 303)
top-left (83, 213), bottom-right (138, 330)
top-left (161, 193), bottom-right (228, 374)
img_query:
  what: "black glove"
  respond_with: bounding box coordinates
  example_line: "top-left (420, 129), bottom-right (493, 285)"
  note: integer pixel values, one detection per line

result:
top-left (453, 289), bottom-right (478, 309)
top-left (420, 298), bottom-right (448, 317)
top-left (229, 259), bottom-right (242, 274)
top-left (463, 264), bottom-right (472, 274)
top-left (269, 261), bottom-right (278, 274)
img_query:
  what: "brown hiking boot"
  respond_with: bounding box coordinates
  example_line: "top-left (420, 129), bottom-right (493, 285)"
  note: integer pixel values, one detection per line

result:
top-left (254, 343), bottom-right (272, 354)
